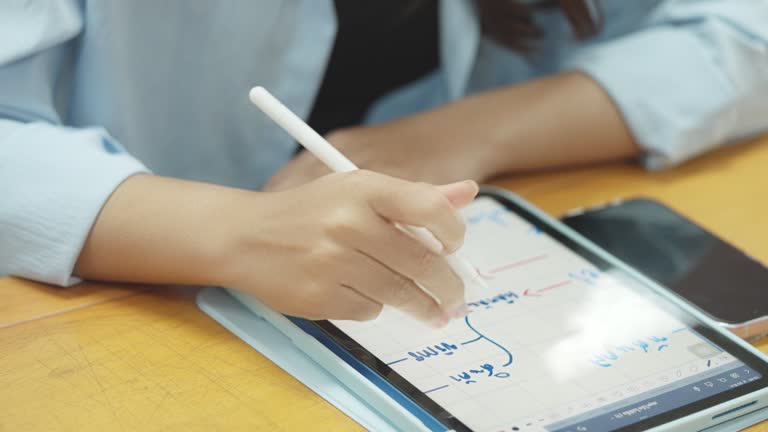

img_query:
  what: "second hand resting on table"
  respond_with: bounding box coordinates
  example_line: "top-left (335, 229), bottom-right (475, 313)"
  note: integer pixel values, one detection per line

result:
top-left (266, 72), bottom-right (641, 190)
top-left (74, 172), bottom-right (478, 327)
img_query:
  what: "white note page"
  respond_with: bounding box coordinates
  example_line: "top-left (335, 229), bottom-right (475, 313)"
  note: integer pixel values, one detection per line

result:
top-left (331, 197), bottom-right (742, 431)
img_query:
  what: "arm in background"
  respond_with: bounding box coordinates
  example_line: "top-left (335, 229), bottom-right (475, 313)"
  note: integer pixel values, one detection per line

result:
top-left (266, 1), bottom-right (768, 188)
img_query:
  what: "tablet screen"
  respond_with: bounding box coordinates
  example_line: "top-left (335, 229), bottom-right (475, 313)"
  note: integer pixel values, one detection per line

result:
top-left (304, 195), bottom-right (768, 431)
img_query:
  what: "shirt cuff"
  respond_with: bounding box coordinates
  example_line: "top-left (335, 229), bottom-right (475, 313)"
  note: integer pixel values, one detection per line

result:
top-left (564, 25), bottom-right (740, 170)
top-left (0, 121), bottom-right (149, 285)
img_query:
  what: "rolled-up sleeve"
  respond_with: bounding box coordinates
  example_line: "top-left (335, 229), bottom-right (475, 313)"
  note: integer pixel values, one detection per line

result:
top-left (564, 1), bottom-right (768, 169)
top-left (0, 1), bottom-right (148, 285)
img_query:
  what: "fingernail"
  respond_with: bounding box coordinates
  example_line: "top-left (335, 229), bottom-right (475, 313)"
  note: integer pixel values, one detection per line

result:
top-left (447, 179), bottom-right (475, 189)
top-left (450, 304), bottom-right (469, 319)
top-left (431, 314), bottom-right (450, 329)
top-left (459, 180), bottom-right (479, 194)
top-left (432, 305), bottom-right (467, 328)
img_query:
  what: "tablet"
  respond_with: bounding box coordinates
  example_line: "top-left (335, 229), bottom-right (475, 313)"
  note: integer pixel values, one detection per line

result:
top-left (272, 189), bottom-right (768, 431)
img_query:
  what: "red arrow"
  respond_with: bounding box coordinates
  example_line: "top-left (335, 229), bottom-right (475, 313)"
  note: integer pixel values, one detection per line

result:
top-left (488, 254), bottom-right (547, 275)
top-left (523, 280), bottom-right (573, 297)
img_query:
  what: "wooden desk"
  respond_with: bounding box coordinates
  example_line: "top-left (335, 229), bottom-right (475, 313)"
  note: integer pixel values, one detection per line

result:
top-left (1, 136), bottom-right (767, 431)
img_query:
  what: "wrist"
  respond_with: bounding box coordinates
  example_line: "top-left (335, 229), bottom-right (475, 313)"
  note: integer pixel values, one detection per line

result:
top-left (210, 188), bottom-right (298, 298)
top-left (200, 188), bottom-right (270, 290)
top-left (74, 175), bottom-right (254, 287)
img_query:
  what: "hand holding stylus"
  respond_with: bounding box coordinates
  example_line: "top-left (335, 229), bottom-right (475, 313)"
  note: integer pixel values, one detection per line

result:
top-left (249, 86), bottom-right (486, 325)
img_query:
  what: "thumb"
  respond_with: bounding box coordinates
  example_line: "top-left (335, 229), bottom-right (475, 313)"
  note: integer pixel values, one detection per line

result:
top-left (436, 180), bottom-right (479, 209)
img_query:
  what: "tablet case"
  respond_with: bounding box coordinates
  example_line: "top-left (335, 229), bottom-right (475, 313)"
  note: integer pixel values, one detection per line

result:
top-left (197, 188), bottom-right (768, 431)
top-left (197, 287), bottom-right (768, 431)
top-left (197, 286), bottom-right (403, 431)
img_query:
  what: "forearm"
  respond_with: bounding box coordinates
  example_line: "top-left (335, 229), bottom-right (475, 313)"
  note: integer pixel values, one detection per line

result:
top-left (410, 72), bottom-right (641, 177)
top-left (74, 170), bottom-right (478, 323)
top-left (74, 174), bottom-right (251, 287)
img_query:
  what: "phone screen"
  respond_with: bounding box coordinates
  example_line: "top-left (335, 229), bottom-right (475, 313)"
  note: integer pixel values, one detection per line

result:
top-left (562, 198), bottom-right (768, 325)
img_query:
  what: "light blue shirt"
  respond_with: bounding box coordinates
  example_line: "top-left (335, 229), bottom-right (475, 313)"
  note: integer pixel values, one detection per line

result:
top-left (2, 0), bottom-right (767, 285)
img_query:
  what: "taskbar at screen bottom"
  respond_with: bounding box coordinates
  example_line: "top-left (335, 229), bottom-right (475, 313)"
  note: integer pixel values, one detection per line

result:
top-left (545, 363), bottom-right (761, 432)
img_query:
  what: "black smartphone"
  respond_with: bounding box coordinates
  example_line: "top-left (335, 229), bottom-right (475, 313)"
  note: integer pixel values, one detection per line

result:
top-left (562, 197), bottom-right (768, 340)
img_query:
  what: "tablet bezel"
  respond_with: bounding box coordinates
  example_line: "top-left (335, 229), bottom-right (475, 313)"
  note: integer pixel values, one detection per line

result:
top-left (293, 190), bottom-right (768, 431)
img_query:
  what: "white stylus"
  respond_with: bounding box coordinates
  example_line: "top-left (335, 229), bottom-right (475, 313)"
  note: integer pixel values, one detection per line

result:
top-left (249, 86), bottom-right (489, 306)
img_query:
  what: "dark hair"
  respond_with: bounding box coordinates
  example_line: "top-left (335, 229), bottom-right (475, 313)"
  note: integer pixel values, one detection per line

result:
top-left (476, 0), bottom-right (602, 51)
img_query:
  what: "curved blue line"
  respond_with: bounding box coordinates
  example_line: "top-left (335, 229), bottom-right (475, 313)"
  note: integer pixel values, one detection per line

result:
top-left (460, 336), bottom-right (482, 345)
top-left (464, 316), bottom-right (513, 367)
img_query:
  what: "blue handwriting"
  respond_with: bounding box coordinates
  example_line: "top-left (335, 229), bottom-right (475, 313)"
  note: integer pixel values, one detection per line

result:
top-left (569, 268), bottom-right (601, 285)
top-left (591, 335), bottom-right (671, 368)
top-left (408, 342), bottom-right (460, 362)
top-left (450, 363), bottom-right (510, 384)
top-left (467, 291), bottom-right (519, 311)
top-left (466, 208), bottom-right (512, 227)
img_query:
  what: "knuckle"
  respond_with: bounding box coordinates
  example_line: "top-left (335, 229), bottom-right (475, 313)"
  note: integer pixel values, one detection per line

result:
top-left (355, 303), bottom-right (383, 321)
top-left (412, 248), bottom-right (438, 281)
top-left (325, 207), bottom-right (365, 241)
top-left (301, 282), bottom-right (331, 313)
top-left (329, 170), bottom-right (379, 202)
top-left (417, 183), bottom-right (451, 215)
top-left (311, 244), bottom-right (344, 267)
top-left (420, 301), bottom-right (442, 322)
top-left (389, 273), bottom-right (416, 308)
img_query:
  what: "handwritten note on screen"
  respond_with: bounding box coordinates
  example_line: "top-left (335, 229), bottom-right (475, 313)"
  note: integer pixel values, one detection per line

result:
top-left (331, 197), bottom-right (742, 431)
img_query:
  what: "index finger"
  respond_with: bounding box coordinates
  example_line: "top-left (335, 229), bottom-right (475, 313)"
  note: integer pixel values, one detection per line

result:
top-left (364, 173), bottom-right (468, 254)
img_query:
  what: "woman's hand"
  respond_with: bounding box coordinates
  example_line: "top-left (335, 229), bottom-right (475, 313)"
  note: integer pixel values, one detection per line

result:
top-left (264, 119), bottom-right (496, 191)
top-left (75, 172), bottom-right (478, 326)
top-left (224, 171), bottom-right (478, 325)
top-left (265, 72), bottom-right (640, 192)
